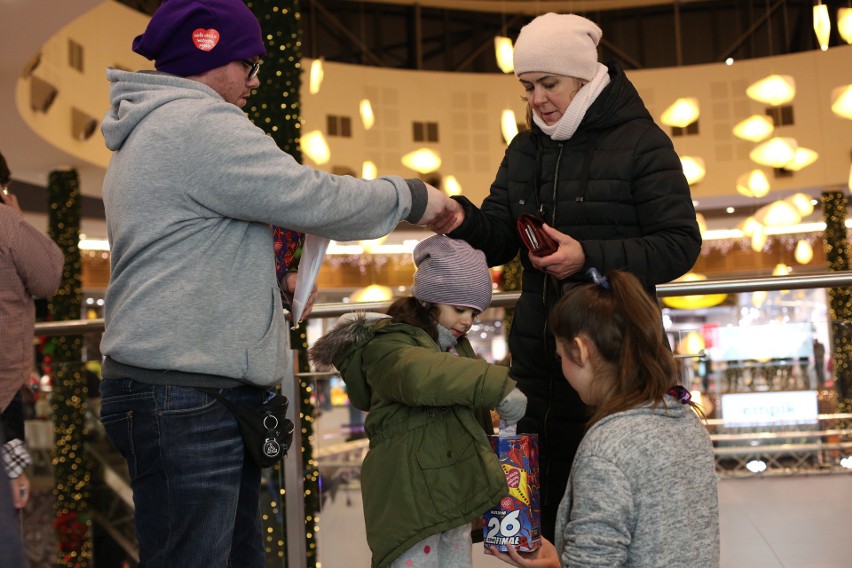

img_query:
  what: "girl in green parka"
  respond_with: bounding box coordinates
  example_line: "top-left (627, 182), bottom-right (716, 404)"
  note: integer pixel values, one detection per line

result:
top-left (309, 235), bottom-right (527, 568)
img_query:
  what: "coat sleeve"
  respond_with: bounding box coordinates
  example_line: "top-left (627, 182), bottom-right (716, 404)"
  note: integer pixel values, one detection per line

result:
top-left (579, 123), bottom-right (702, 287)
top-left (363, 333), bottom-right (514, 409)
top-left (448, 149), bottom-right (524, 267)
top-left (3, 213), bottom-right (64, 298)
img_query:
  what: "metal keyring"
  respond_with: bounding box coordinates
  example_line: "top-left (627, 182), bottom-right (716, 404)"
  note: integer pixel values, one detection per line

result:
top-left (263, 414), bottom-right (279, 429)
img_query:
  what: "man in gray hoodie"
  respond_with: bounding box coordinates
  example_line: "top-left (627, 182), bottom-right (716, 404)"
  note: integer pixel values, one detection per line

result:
top-left (97, 1), bottom-right (459, 565)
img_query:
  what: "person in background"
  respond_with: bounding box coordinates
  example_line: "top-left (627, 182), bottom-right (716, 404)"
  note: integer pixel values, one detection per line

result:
top-left (1, 150), bottom-right (65, 567)
top-left (442, 12), bottom-right (701, 540)
top-left (97, 0), bottom-right (459, 565)
top-left (309, 235), bottom-right (526, 568)
top-left (486, 268), bottom-right (719, 568)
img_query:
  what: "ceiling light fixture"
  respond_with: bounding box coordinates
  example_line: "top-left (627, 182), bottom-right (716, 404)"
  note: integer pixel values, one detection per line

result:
top-left (831, 85), bottom-right (852, 119)
top-left (443, 175), bottom-right (462, 196)
top-left (301, 130), bottom-right (330, 165)
top-left (732, 114), bottom-right (775, 142)
top-left (754, 200), bottom-right (802, 227)
top-left (783, 147), bottom-right (820, 171)
top-left (680, 156), bottom-right (706, 185)
top-left (401, 148), bottom-right (442, 174)
top-left (494, 36), bottom-right (514, 73)
top-left (501, 109), bottom-right (519, 144)
top-left (362, 161), bottom-right (377, 180)
top-left (660, 97), bottom-right (700, 128)
top-left (750, 137), bottom-right (798, 168)
top-left (785, 192), bottom-right (816, 216)
top-left (794, 240), bottom-right (814, 264)
top-left (746, 74), bottom-right (796, 106)
top-left (309, 58), bottom-right (324, 95)
top-left (360, 99), bottom-right (375, 130)
top-left (736, 169), bottom-right (771, 198)
top-left (813, 2), bottom-right (831, 51)
top-left (839, 7), bottom-right (852, 44)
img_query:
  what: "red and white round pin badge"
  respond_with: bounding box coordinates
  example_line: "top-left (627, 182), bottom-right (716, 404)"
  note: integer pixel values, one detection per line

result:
top-left (192, 28), bottom-right (220, 51)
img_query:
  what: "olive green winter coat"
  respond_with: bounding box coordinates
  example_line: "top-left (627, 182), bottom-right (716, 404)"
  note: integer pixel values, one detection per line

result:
top-left (309, 313), bottom-right (514, 568)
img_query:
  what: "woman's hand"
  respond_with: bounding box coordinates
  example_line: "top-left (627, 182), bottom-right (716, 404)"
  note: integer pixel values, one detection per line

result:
top-left (484, 539), bottom-right (561, 568)
top-left (526, 223), bottom-right (585, 280)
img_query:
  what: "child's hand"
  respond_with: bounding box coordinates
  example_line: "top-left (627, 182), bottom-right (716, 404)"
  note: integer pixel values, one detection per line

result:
top-left (484, 539), bottom-right (560, 567)
top-left (496, 388), bottom-right (527, 424)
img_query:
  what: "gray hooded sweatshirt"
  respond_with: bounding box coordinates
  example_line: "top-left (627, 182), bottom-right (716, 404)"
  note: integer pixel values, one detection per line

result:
top-left (99, 69), bottom-right (426, 388)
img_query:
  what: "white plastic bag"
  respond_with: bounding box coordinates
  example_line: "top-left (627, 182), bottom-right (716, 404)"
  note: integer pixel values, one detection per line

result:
top-left (290, 233), bottom-right (330, 327)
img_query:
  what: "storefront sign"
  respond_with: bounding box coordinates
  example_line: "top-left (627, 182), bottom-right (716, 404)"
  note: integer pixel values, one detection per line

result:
top-left (720, 390), bottom-right (818, 425)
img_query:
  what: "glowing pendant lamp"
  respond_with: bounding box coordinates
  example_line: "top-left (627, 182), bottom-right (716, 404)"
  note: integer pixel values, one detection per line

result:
top-left (750, 137), bottom-right (798, 168)
top-left (839, 8), bottom-right (852, 44)
top-left (309, 58), bottom-right (324, 95)
top-left (736, 170), bottom-right (771, 198)
top-left (301, 130), bottom-right (330, 165)
top-left (831, 85), bottom-right (852, 119)
top-left (350, 284), bottom-right (393, 302)
top-left (732, 115), bottom-right (774, 142)
top-left (784, 192), bottom-right (815, 216)
top-left (501, 109), bottom-right (519, 144)
top-left (360, 99), bottom-right (375, 130)
top-left (443, 175), bottom-right (462, 196)
top-left (751, 225), bottom-right (767, 252)
top-left (494, 36), bottom-right (515, 74)
top-left (746, 75), bottom-right (796, 106)
top-left (660, 97), bottom-right (700, 128)
top-left (695, 212), bottom-right (707, 235)
top-left (680, 156), bottom-right (705, 185)
top-left (794, 240), bottom-right (814, 264)
top-left (754, 200), bottom-right (802, 227)
top-left (782, 147), bottom-right (819, 171)
top-left (813, 3), bottom-right (831, 51)
top-left (662, 273), bottom-right (727, 310)
top-left (738, 216), bottom-right (762, 237)
top-left (362, 160), bottom-right (377, 180)
top-left (401, 148), bottom-right (441, 174)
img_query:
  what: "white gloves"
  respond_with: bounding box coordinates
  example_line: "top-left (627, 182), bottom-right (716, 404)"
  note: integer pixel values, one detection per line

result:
top-left (496, 388), bottom-right (527, 424)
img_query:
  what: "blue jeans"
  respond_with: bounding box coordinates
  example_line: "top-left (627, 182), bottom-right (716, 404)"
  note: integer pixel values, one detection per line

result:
top-left (99, 379), bottom-right (265, 567)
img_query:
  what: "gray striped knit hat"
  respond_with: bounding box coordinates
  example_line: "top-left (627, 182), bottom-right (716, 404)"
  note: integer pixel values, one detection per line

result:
top-left (411, 235), bottom-right (492, 313)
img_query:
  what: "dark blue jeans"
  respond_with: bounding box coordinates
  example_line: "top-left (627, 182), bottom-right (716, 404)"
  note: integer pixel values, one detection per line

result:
top-left (99, 379), bottom-right (265, 567)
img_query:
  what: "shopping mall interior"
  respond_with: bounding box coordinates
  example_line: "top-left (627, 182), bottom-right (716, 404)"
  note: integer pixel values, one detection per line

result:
top-left (1, 0), bottom-right (851, 567)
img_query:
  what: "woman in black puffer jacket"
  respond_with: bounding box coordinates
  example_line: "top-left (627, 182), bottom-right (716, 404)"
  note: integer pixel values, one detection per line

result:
top-left (446, 13), bottom-right (702, 542)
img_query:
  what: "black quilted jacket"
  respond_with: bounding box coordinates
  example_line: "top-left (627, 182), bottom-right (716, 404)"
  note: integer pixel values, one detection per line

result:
top-left (448, 61), bottom-right (701, 531)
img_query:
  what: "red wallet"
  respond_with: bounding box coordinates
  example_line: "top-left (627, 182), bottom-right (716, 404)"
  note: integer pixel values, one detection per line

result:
top-left (517, 213), bottom-right (558, 257)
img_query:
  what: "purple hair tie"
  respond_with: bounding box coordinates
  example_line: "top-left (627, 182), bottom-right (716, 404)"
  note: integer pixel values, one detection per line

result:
top-left (586, 267), bottom-right (610, 290)
top-left (667, 385), bottom-right (691, 404)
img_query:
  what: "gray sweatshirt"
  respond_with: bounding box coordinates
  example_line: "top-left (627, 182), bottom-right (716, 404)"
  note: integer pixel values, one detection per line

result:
top-left (555, 397), bottom-right (720, 567)
top-left (100, 69), bottom-right (426, 388)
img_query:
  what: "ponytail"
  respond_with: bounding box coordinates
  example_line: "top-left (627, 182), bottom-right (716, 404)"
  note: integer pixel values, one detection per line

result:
top-left (550, 269), bottom-right (679, 425)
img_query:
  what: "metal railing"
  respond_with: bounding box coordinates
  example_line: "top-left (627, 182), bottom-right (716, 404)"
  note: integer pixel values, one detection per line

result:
top-left (33, 270), bottom-right (852, 568)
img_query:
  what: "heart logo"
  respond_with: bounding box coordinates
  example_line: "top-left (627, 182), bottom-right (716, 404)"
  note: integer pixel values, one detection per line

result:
top-left (192, 28), bottom-right (220, 51)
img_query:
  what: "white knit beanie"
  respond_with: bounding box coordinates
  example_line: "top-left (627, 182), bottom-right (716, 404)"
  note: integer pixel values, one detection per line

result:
top-left (411, 236), bottom-right (492, 313)
top-left (513, 13), bottom-right (602, 81)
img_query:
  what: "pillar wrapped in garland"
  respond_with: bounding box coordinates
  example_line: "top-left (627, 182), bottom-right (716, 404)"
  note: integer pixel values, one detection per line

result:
top-left (246, 2), bottom-right (320, 566)
top-left (821, 191), bottom-right (851, 415)
top-left (501, 256), bottom-right (522, 338)
top-left (47, 168), bottom-right (91, 568)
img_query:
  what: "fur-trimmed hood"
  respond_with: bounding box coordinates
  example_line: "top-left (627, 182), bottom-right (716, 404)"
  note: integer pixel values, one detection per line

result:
top-left (308, 312), bottom-right (390, 411)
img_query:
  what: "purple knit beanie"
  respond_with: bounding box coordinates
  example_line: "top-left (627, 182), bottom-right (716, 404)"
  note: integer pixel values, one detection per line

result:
top-left (411, 236), bottom-right (492, 313)
top-left (132, 0), bottom-right (266, 77)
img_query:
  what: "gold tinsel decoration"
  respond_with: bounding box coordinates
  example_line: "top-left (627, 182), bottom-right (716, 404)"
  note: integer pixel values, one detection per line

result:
top-left (246, 2), bottom-right (319, 566)
top-left (47, 168), bottom-right (92, 567)
top-left (820, 191), bottom-right (851, 418)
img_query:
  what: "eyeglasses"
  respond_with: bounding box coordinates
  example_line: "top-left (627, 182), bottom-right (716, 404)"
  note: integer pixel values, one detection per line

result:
top-left (240, 59), bottom-right (262, 79)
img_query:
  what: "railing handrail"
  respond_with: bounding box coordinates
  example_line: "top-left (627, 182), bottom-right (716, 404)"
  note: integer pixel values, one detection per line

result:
top-left (33, 270), bottom-right (852, 336)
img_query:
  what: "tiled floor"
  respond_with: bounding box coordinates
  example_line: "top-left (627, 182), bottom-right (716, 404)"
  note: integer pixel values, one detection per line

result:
top-left (316, 404), bottom-right (852, 568)
top-left (318, 474), bottom-right (852, 567)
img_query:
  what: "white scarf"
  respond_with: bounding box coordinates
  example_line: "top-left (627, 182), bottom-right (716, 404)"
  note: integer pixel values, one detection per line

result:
top-left (532, 63), bottom-right (611, 141)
